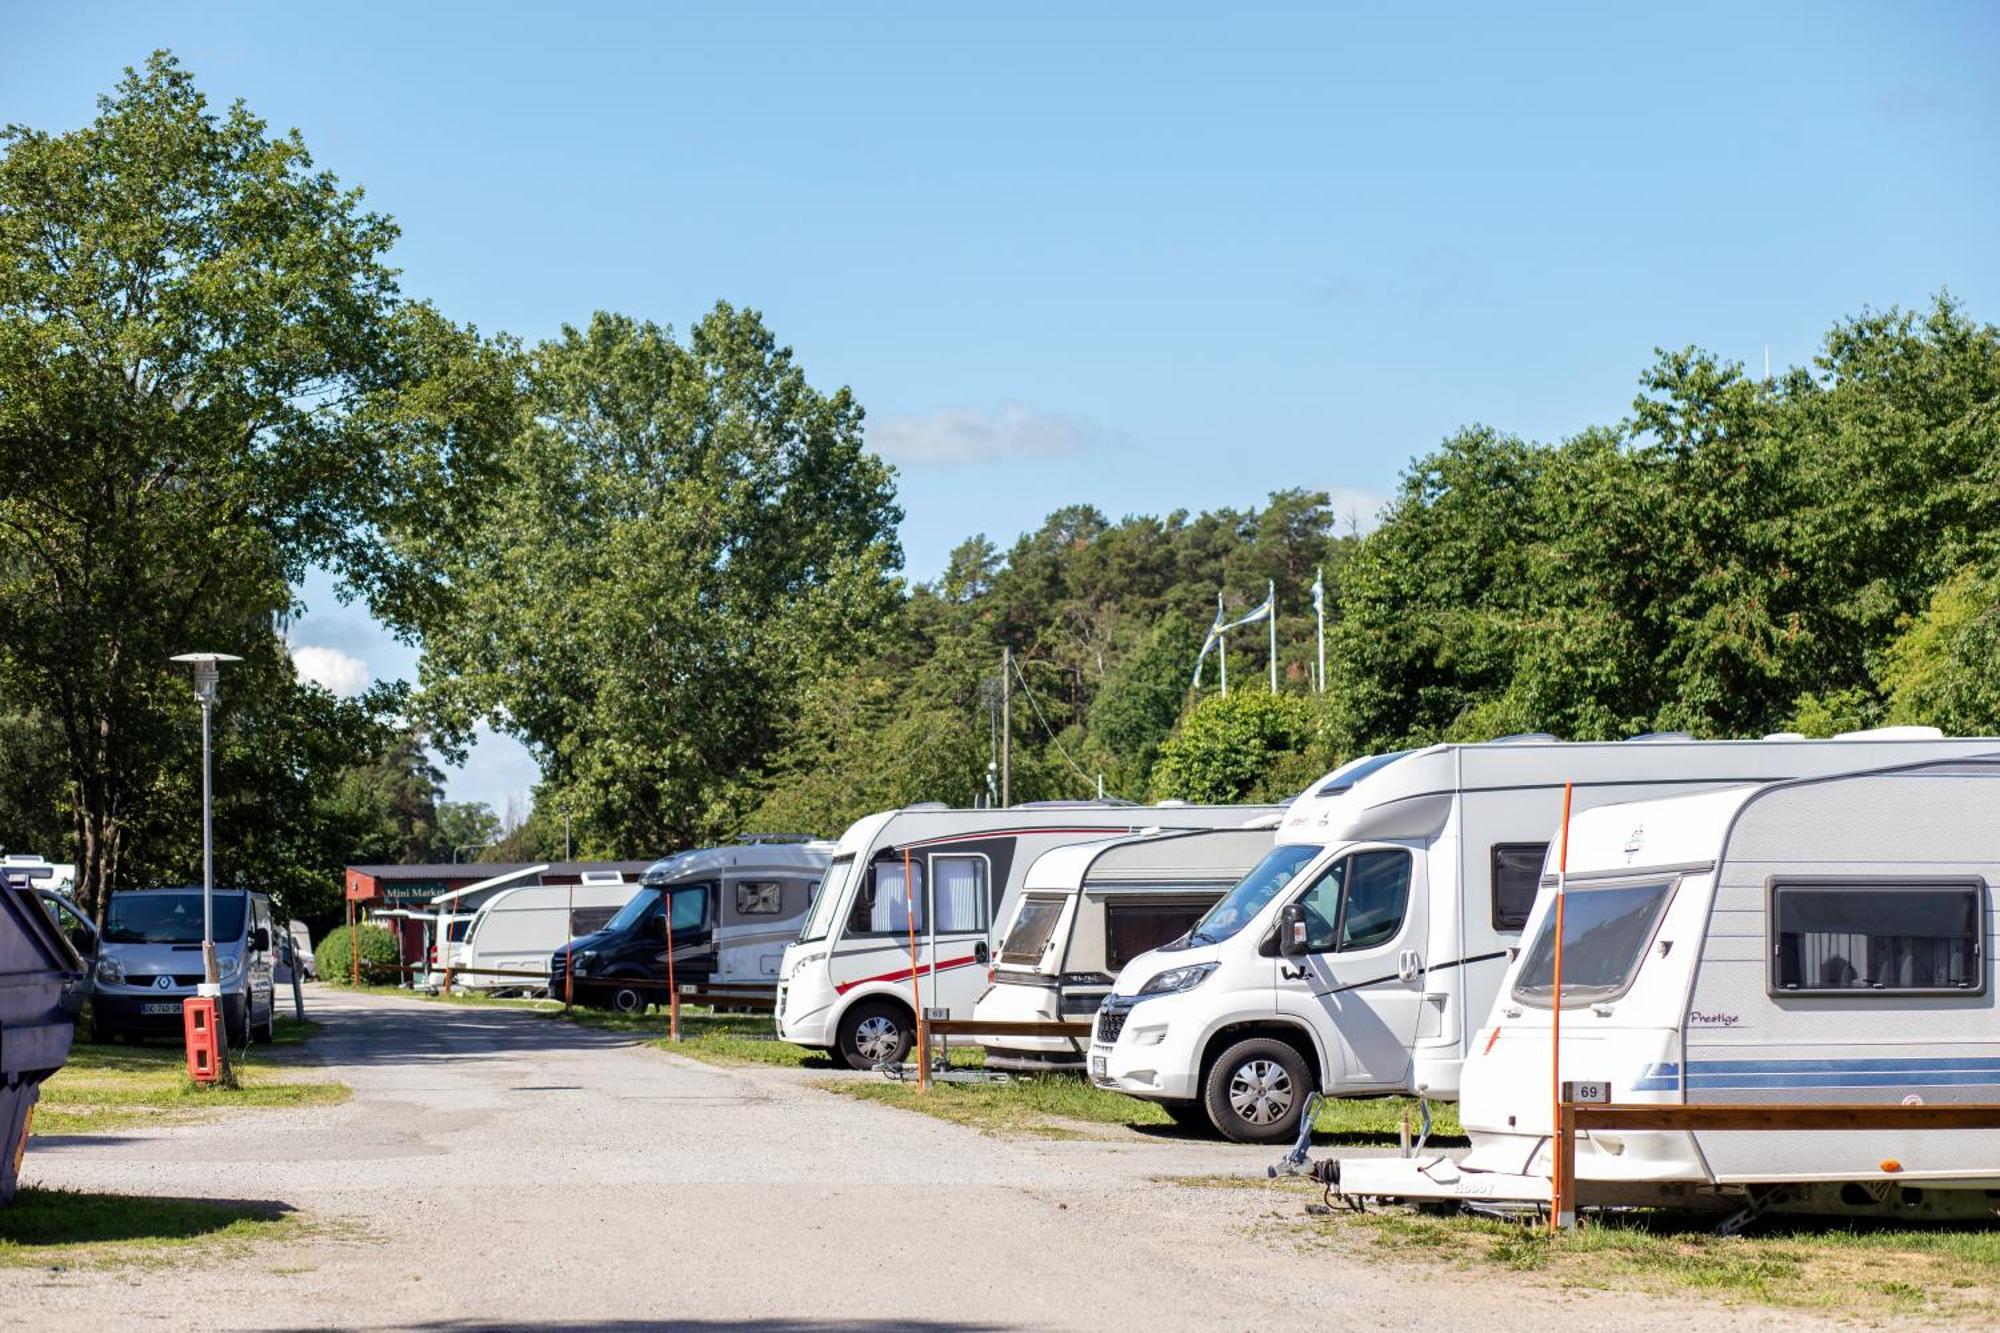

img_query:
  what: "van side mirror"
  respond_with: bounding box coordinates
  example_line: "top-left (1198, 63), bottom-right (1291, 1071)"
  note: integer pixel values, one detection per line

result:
top-left (1277, 904), bottom-right (1309, 958)
top-left (251, 927), bottom-right (272, 952)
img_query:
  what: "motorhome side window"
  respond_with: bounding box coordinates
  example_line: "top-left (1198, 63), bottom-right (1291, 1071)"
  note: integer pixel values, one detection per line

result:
top-left (847, 855), bottom-right (989, 935)
top-left (1491, 843), bottom-right (1547, 931)
top-left (1771, 880), bottom-right (1985, 995)
top-left (735, 881), bottom-right (783, 915)
top-left (1513, 879), bottom-right (1673, 1005)
top-left (1293, 849), bottom-right (1412, 952)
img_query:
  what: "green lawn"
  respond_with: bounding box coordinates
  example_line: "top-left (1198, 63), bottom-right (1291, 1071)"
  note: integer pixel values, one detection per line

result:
top-left (35, 1017), bottom-right (349, 1136)
top-left (1185, 1175), bottom-right (2000, 1320)
top-left (0, 1187), bottom-right (299, 1268)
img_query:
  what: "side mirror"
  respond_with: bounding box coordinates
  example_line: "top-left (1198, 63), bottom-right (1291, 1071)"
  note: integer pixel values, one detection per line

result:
top-left (973, 940), bottom-right (990, 965)
top-left (1277, 903), bottom-right (1309, 958)
top-left (251, 927), bottom-right (272, 953)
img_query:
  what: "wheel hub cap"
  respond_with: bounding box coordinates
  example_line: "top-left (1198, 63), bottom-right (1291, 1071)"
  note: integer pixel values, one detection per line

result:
top-left (1228, 1059), bottom-right (1295, 1125)
top-left (855, 1015), bottom-right (901, 1061)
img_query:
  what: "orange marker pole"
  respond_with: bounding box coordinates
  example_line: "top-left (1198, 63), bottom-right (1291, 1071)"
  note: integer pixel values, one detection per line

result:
top-left (1550, 780), bottom-right (1574, 1232)
top-left (906, 848), bottom-right (927, 1090)
top-left (665, 890), bottom-right (679, 1042)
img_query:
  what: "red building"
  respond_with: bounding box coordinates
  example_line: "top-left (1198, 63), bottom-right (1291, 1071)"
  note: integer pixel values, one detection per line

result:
top-left (345, 860), bottom-right (653, 966)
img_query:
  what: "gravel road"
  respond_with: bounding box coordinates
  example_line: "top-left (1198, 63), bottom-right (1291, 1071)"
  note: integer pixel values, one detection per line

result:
top-left (7, 988), bottom-right (1831, 1331)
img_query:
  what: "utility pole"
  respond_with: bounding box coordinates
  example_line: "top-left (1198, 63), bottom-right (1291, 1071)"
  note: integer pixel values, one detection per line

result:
top-left (1000, 646), bottom-right (1012, 807)
top-left (171, 652), bottom-right (240, 1082)
top-left (1268, 579), bottom-right (1278, 693)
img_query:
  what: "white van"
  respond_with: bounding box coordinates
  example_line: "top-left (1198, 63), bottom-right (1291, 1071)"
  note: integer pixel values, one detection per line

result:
top-left (1089, 731), bottom-right (2000, 1143)
top-left (777, 802), bottom-right (1272, 1069)
top-left (454, 877), bottom-right (642, 994)
top-left (1333, 753), bottom-right (2000, 1223)
top-left (975, 824), bottom-right (1280, 1071)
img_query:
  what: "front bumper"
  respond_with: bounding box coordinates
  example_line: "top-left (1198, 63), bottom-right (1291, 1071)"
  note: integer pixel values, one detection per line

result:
top-left (95, 989), bottom-right (247, 1036)
top-left (1087, 993), bottom-right (1201, 1101)
top-left (775, 974), bottom-right (835, 1048)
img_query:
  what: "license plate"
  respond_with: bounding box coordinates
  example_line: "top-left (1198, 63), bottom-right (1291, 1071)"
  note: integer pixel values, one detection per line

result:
top-left (1090, 1055), bottom-right (1107, 1080)
top-left (141, 1001), bottom-right (181, 1015)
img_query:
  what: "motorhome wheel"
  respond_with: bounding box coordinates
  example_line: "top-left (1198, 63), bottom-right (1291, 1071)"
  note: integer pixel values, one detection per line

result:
top-left (836, 1000), bottom-right (911, 1070)
top-left (1204, 1037), bottom-right (1311, 1145)
top-left (253, 1003), bottom-right (276, 1043)
top-left (610, 983), bottom-right (649, 1015)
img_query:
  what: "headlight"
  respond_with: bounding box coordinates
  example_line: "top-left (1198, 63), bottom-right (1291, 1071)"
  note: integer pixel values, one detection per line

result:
top-left (218, 954), bottom-right (242, 981)
top-left (573, 950), bottom-right (598, 976)
top-left (1137, 962), bottom-right (1218, 996)
top-left (788, 950), bottom-right (825, 980)
top-left (95, 956), bottom-right (125, 985)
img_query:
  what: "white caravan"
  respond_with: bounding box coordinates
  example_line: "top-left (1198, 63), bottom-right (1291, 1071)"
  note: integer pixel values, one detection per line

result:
top-left (976, 824), bottom-right (1282, 1071)
top-left (1333, 753), bottom-right (2000, 1222)
top-left (1089, 731), bottom-right (2000, 1144)
top-left (454, 877), bottom-right (641, 994)
top-left (777, 802), bottom-right (1272, 1069)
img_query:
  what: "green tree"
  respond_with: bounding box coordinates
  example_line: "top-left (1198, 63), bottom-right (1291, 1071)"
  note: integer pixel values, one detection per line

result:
top-left (0, 53), bottom-right (512, 915)
top-left (419, 307), bottom-right (903, 852)
top-left (434, 801), bottom-right (502, 862)
top-left (1149, 691), bottom-right (1334, 804)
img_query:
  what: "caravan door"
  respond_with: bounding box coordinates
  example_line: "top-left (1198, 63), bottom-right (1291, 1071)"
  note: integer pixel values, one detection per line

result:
top-left (1274, 846), bottom-right (1428, 1090)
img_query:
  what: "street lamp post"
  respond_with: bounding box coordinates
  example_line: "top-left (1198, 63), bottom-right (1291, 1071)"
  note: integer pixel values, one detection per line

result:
top-left (171, 652), bottom-right (241, 1075)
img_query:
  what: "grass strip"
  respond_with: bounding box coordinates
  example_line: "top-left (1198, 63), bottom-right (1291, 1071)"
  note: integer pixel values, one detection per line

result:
top-left (1184, 1175), bottom-right (2000, 1319)
top-left (36, 1017), bottom-right (349, 1136)
top-left (0, 1188), bottom-right (300, 1268)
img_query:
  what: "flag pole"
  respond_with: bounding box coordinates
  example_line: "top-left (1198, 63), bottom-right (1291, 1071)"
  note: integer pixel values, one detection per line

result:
top-left (1314, 566), bottom-right (1326, 694)
top-left (1550, 781), bottom-right (1574, 1232)
top-left (1268, 579), bottom-right (1278, 692)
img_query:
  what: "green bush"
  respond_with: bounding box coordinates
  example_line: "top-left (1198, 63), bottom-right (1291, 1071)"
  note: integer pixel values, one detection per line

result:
top-left (314, 923), bottom-right (401, 985)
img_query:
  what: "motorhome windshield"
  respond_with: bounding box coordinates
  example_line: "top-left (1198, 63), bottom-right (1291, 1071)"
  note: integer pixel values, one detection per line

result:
top-left (1177, 844), bottom-right (1320, 947)
top-left (105, 891), bottom-right (246, 945)
top-left (1513, 879), bottom-right (1675, 1005)
top-left (797, 856), bottom-right (854, 942)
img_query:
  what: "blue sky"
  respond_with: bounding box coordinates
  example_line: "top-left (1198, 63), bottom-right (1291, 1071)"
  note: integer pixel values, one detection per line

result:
top-left (6, 2), bottom-right (1997, 817)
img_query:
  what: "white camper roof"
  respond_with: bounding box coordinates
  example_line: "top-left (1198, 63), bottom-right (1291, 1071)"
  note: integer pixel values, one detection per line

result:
top-left (639, 840), bottom-right (835, 886)
top-left (1275, 732), bottom-right (2000, 848)
top-left (431, 863), bottom-right (548, 907)
top-left (1019, 824), bottom-right (1279, 894)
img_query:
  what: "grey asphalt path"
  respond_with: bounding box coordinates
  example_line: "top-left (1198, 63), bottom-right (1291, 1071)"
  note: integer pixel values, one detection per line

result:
top-left (6, 988), bottom-right (1830, 1332)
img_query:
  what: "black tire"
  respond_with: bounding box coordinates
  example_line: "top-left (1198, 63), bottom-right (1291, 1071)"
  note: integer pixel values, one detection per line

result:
top-left (1203, 1036), bottom-right (1314, 1145)
top-left (609, 980), bottom-right (650, 1015)
top-left (1161, 1100), bottom-right (1217, 1134)
top-left (835, 999), bottom-right (911, 1070)
top-left (253, 1001), bottom-right (277, 1044)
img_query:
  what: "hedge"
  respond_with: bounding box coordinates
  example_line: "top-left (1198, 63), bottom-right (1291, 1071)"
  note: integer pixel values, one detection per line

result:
top-left (315, 923), bottom-right (401, 984)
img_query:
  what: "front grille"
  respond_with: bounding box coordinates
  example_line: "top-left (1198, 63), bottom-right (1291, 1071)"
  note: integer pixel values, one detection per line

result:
top-left (1095, 1007), bottom-right (1128, 1044)
top-left (128, 973), bottom-right (204, 988)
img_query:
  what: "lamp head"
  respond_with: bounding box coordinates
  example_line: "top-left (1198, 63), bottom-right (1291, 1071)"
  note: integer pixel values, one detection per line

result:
top-left (170, 652), bottom-right (242, 704)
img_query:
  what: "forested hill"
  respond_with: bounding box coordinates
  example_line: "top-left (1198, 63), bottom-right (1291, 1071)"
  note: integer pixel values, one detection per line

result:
top-left (750, 296), bottom-right (2000, 838)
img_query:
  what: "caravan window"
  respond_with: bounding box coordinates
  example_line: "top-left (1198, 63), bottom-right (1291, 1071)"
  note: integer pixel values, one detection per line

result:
top-left (1771, 880), bottom-right (1984, 995)
top-left (1491, 843), bottom-right (1547, 931)
top-left (1106, 901), bottom-right (1213, 970)
top-left (1513, 879), bottom-right (1674, 1006)
top-left (735, 882), bottom-right (783, 915)
top-left (1001, 896), bottom-right (1066, 964)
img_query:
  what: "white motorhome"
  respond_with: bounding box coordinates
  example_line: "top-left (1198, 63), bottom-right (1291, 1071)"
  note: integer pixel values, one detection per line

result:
top-left (777, 802), bottom-right (1271, 1069)
top-left (1333, 754), bottom-right (2000, 1222)
top-left (556, 838), bottom-right (832, 1012)
top-left (1089, 731), bottom-right (2000, 1144)
top-left (975, 823), bottom-right (1282, 1071)
top-left (454, 876), bottom-right (641, 994)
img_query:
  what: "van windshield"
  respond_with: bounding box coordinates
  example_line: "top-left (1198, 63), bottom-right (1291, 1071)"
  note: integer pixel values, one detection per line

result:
top-left (106, 891), bottom-right (246, 945)
top-left (1176, 845), bottom-right (1321, 947)
top-left (604, 887), bottom-right (661, 933)
top-left (797, 856), bottom-right (854, 943)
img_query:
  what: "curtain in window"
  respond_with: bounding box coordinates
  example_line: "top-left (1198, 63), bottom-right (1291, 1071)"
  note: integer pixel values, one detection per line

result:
top-left (872, 863), bottom-right (921, 933)
top-left (933, 857), bottom-right (984, 933)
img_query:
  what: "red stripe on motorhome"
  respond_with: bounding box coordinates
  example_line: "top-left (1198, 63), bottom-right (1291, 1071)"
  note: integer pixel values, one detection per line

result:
top-left (835, 955), bottom-right (980, 994)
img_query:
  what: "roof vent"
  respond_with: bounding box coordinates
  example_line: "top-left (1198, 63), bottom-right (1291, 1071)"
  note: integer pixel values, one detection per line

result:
top-left (736, 832), bottom-right (818, 845)
top-left (1833, 725), bottom-right (1946, 741)
top-left (1490, 732), bottom-right (1560, 744)
top-left (1762, 731), bottom-right (1806, 741)
top-left (1625, 730), bottom-right (1693, 743)
top-left (903, 801), bottom-right (951, 812)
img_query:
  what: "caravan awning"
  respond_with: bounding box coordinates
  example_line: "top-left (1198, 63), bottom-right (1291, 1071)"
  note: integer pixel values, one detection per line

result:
top-left (429, 863), bottom-right (550, 907)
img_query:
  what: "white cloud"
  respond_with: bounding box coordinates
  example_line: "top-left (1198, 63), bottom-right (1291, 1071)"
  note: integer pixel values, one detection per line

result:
top-left (869, 403), bottom-right (1102, 467)
top-left (1323, 485), bottom-right (1390, 536)
top-left (290, 644), bottom-right (371, 697)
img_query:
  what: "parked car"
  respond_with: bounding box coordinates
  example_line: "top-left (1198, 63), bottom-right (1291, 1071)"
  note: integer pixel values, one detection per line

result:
top-left (91, 886), bottom-right (280, 1044)
top-left (287, 919), bottom-right (317, 980)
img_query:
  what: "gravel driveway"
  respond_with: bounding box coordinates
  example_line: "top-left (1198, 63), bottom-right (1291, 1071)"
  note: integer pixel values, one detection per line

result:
top-left (6, 988), bottom-right (1833, 1331)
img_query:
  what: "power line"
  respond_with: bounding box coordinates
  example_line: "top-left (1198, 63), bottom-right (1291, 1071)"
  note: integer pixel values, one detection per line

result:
top-left (1009, 654), bottom-right (1102, 798)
